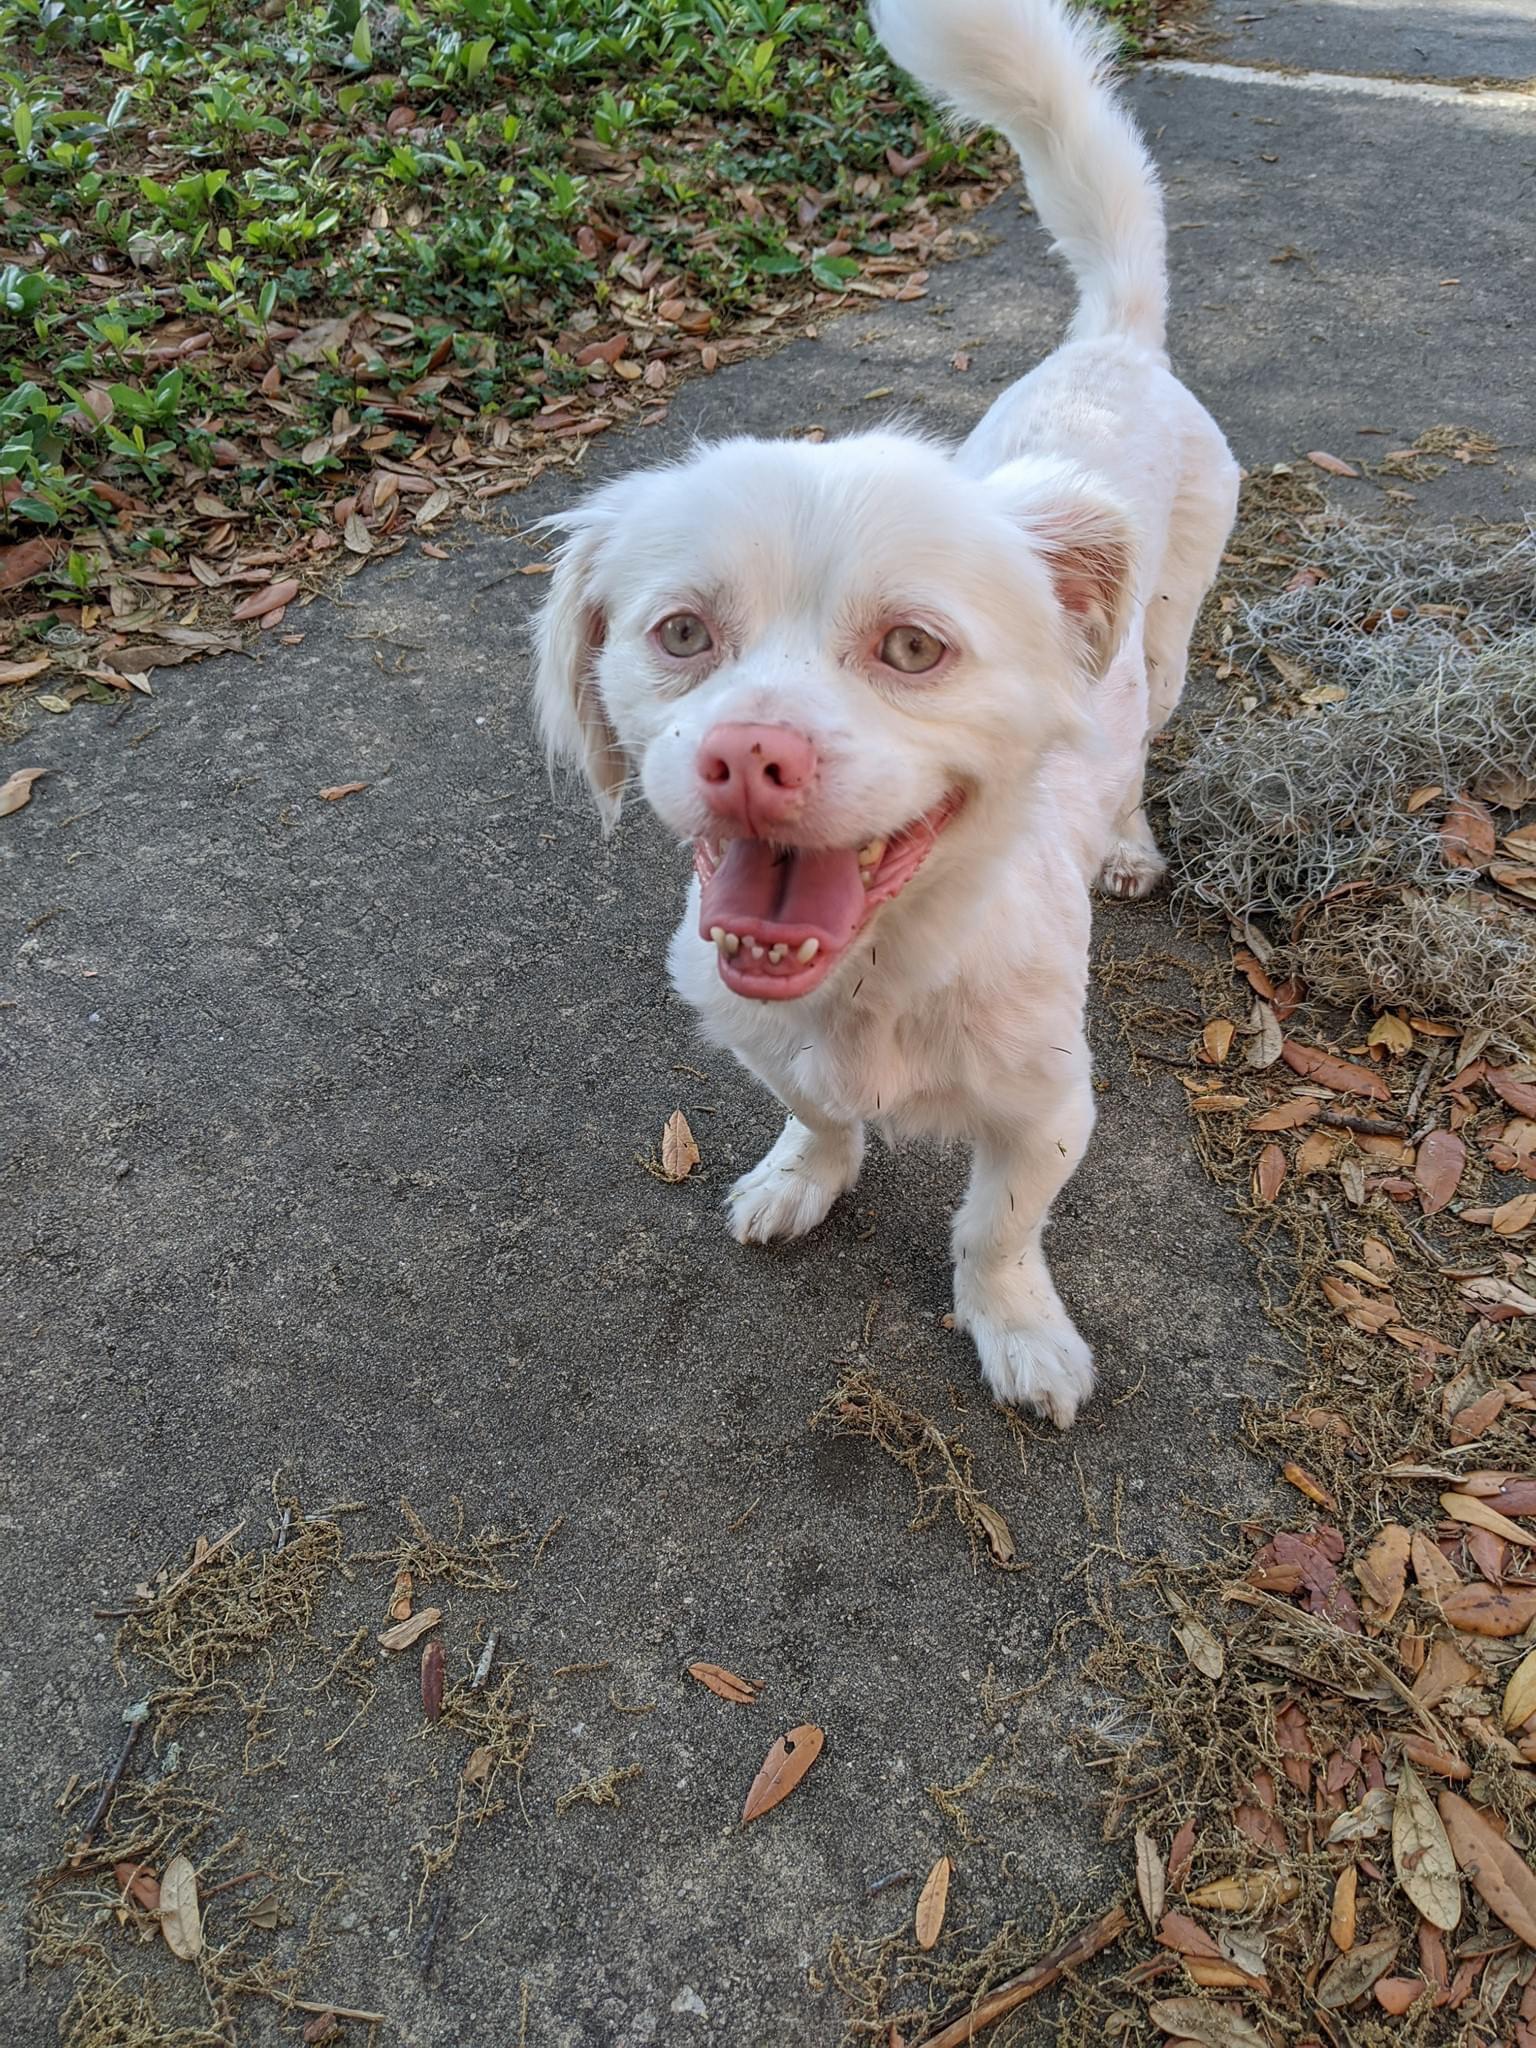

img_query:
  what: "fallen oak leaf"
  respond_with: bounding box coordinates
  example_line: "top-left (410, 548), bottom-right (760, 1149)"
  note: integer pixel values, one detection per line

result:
top-left (0, 654), bottom-right (50, 685)
top-left (1316, 1931), bottom-right (1399, 2009)
top-left (159, 1854), bottom-right (202, 1962)
top-left (1156, 1909), bottom-right (1221, 1959)
top-left (1201, 1018), bottom-right (1235, 1065)
top-left (1439, 795), bottom-right (1496, 870)
top-left (0, 766), bottom-right (48, 818)
top-left (1487, 1068), bottom-right (1536, 1118)
top-left (1307, 449), bottom-right (1360, 478)
top-left (1501, 1645), bottom-right (1536, 1732)
top-left (114, 1861), bottom-right (160, 1912)
top-left (914, 1855), bottom-right (951, 1951)
top-left (1282, 1461), bottom-right (1335, 1510)
top-left (1147, 1996), bottom-right (1267, 2046)
top-left (318, 782), bottom-right (368, 802)
top-left (1440, 1582), bottom-right (1536, 1636)
top-left (1438, 1790), bottom-right (1536, 1946)
top-left (1186, 1873), bottom-right (1300, 1912)
top-left (0, 535), bottom-right (60, 590)
top-left (1460, 1274), bottom-right (1536, 1317)
top-left (1281, 1040), bottom-right (1389, 1101)
top-left (1391, 1760), bottom-right (1461, 1931)
top-left (972, 1498), bottom-right (1016, 1567)
top-left (231, 578), bottom-right (300, 621)
top-left (1414, 1129), bottom-right (1466, 1216)
top-left (1356, 1523), bottom-right (1412, 1629)
top-left (1135, 1828), bottom-right (1166, 1929)
top-left (1248, 1096), bottom-right (1321, 1131)
top-left (741, 1723), bottom-right (824, 1824)
top-left (660, 1110), bottom-right (701, 1182)
top-left (1329, 1864), bottom-right (1357, 1952)
top-left (1489, 1192), bottom-right (1536, 1235)
top-left (1440, 1491), bottom-right (1536, 1548)
top-left (688, 1662), bottom-right (762, 1704)
top-left (1253, 1143), bottom-right (1286, 1206)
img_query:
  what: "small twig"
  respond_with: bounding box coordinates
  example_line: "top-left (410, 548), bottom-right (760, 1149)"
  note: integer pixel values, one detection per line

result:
top-left (1318, 1109), bottom-right (1406, 1138)
top-left (913, 1903), bottom-right (1130, 2047)
top-left (274, 1506), bottom-right (292, 1556)
top-left (418, 1887), bottom-right (449, 1977)
top-left (78, 1715), bottom-right (144, 1847)
top-left (1404, 1041), bottom-right (1447, 1125)
top-left (864, 1866), bottom-right (913, 1898)
top-left (471, 1632), bottom-right (499, 1691)
top-left (283, 2000), bottom-right (387, 2026)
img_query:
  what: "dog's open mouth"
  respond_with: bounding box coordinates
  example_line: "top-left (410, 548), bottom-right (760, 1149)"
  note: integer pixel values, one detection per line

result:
top-left (693, 789), bottom-right (964, 1000)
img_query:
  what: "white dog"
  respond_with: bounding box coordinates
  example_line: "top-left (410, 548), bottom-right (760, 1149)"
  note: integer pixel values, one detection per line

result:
top-left (533, 0), bottom-right (1238, 1426)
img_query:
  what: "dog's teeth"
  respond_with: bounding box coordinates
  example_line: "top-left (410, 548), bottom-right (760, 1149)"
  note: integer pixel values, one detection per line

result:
top-left (722, 931), bottom-right (740, 956)
top-left (709, 926), bottom-right (726, 951)
top-left (857, 837), bottom-right (886, 869)
top-left (747, 939), bottom-right (765, 960)
top-left (768, 943), bottom-right (787, 964)
top-left (796, 938), bottom-right (819, 963)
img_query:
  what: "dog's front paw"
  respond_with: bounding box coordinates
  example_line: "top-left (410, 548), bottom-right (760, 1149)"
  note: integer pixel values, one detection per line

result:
top-left (728, 1117), bottom-right (864, 1245)
top-left (966, 1311), bottom-right (1094, 1428)
top-left (1096, 827), bottom-right (1167, 902)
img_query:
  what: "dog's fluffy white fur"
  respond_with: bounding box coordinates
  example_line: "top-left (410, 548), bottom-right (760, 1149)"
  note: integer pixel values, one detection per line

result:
top-left (533, 0), bottom-right (1238, 1426)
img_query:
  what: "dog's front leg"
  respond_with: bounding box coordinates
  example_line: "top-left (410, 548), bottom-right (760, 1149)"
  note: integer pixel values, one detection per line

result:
top-left (727, 1078), bottom-right (865, 1247)
top-left (952, 1065), bottom-right (1096, 1428)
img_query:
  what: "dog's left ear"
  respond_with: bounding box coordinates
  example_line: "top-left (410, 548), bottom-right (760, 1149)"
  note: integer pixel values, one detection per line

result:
top-left (988, 459), bottom-right (1138, 678)
top-left (532, 515), bottom-right (626, 829)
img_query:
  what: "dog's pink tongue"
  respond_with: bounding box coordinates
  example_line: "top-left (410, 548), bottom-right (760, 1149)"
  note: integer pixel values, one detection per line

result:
top-left (700, 838), bottom-right (866, 942)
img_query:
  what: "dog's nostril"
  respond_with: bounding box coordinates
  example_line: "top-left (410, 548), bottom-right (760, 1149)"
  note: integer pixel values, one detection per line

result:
top-left (701, 757), bottom-right (730, 784)
top-left (763, 763), bottom-right (785, 787)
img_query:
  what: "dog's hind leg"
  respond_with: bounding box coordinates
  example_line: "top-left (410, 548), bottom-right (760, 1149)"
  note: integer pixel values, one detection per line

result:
top-left (1096, 437), bottom-right (1238, 900)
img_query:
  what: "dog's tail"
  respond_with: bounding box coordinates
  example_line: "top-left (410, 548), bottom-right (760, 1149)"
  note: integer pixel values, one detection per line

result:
top-left (872, 0), bottom-right (1166, 352)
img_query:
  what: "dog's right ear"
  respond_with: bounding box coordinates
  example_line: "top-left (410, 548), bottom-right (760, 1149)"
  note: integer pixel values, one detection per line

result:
top-left (532, 515), bottom-right (626, 830)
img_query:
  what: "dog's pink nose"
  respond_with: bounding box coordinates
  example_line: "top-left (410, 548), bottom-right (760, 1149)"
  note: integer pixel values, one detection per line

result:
top-left (696, 723), bottom-right (818, 831)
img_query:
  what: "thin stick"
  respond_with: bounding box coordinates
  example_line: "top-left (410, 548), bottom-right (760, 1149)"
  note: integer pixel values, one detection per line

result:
top-left (284, 1999), bottom-right (387, 2025)
top-left (913, 1903), bottom-right (1130, 2047)
top-left (1318, 1110), bottom-right (1406, 1138)
top-left (418, 1887), bottom-right (449, 1976)
top-left (78, 1717), bottom-right (144, 1847)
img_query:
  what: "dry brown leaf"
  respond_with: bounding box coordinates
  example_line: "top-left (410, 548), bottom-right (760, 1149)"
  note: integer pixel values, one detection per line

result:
top-left (1135, 1829), bottom-right (1166, 1929)
top-left (1248, 1096), bottom-right (1321, 1132)
top-left (1488, 1068), bottom-right (1536, 1118)
top-left (1280, 1040), bottom-right (1390, 1100)
top-left (1489, 1192), bottom-right (1536, 1236)
top-left (159, 1854), bottom-right (202, 1962)
top-left (1147, 1996), bottom-right (1266, 2046)
top-left (1201, 1018), bottom-right (1235, 1065)
top-left (342, 511), bottom-right (374, 555)
top-left (915, 1855), bottom-right (951, 1951)
top-left (1461, 1274), bottom-right (1536, 1317)
top-left (1173, 1614), bottom-right (1225, 1680)
top-left (231, 577), bottom-right (299, 621)
top-left (1329, 1864), bottom-right (1357, 1952)
top-left (1391, 1762), bottom-right (1461, 1930)
top-left (377, 1605), bottom-right (441, 1652)
top-left (1282, 1461), bottom-right (1335, 1509)
top-left (1492, 862), bottom-right (1536, 904)
top-left (0, 535), bottom-right (59, 590)
top-left (1439, 794), bottom-right (1496, 869)
top-left (1184, 1960), bottom-right (1267, 1992)
top-left (0, 654), bottom-right (49, 686)
top-left (1441, 1492), bottom-right (1536, 1548)
top-left (1298, 1130), bottom-right (1344, 1176)
top-left (660, 1111), bottom-right (701, 1182)
top-left (1438, 1791), bottom-right (1536, 1946)
top-left (1399, 1734), bottom-right (1470, 1780)
top-left (115, 1861), bottom-right (161, 1912)
top-left (1316, 1931), bottom-right (1399, 2009)
top-left (1307, 450), bottom-right (1359, 478)
top-left (1368, 1012), bottom-right (1415, 1056)
top-left (1412, 1635), bottom-right (1477, 1709)
top-left (413, 487), bottom-right (453, 527)
top-left (318, 781), bottom-right (368, 802)
top-left (1356, 1523), bottom-right (1412, 1629)
top-left (389, 1568), bottom-right (413, 1622)
top-left (1186, 1874), bottom-right (1299, 1912)
top-left (1189, 1092), bottom-right (1246, 1114)
top-left (1441, 1583), bottom-right (1536, 1637)
top-left (1244, 998), bottom-right (1283, 1070)
top-left (1411, 1530), bottom-right (1462, 1600)
top-left (1405, 784), bottom-right (1443, 813)
top-left (1253, 1143), bottom-right (1286, 1206)
top-left (0, 766), bottom-right (48, 818)
top-left (1501, 1646), bottom-right (1536, 1732)
top-left (1373, 1977), bottom-right (1427, 2016)
top-left (688, 1662), bottom-right (762, 1704)
top-left (462, 1744), bottom-right (495, 1787)
top-left (741, 1723), bottom-right (824, 1824)
top-left (421, 1640), bottom-right (445, 1722)
top-left (1156, 1910), bottom-right (1221, 1958)
top-left (1414, 1130), bottom-right (1466, 1216)
top-left (973, 1499), bottom-right (1015, 1567)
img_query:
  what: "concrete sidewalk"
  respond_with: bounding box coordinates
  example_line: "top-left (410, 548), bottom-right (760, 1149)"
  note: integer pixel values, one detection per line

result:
top-left (4, 9), bottom-right (1533, 2043)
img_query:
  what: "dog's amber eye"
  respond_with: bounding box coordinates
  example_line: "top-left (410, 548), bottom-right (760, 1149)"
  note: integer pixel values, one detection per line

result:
top-left (878, 624), bottom-right (946, 674)
top-left (657, 612), bottom-right (713, 657)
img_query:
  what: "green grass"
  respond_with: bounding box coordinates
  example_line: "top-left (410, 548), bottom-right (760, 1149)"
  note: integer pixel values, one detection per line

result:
top-left (0, 0), bottom-right (1153, 691)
